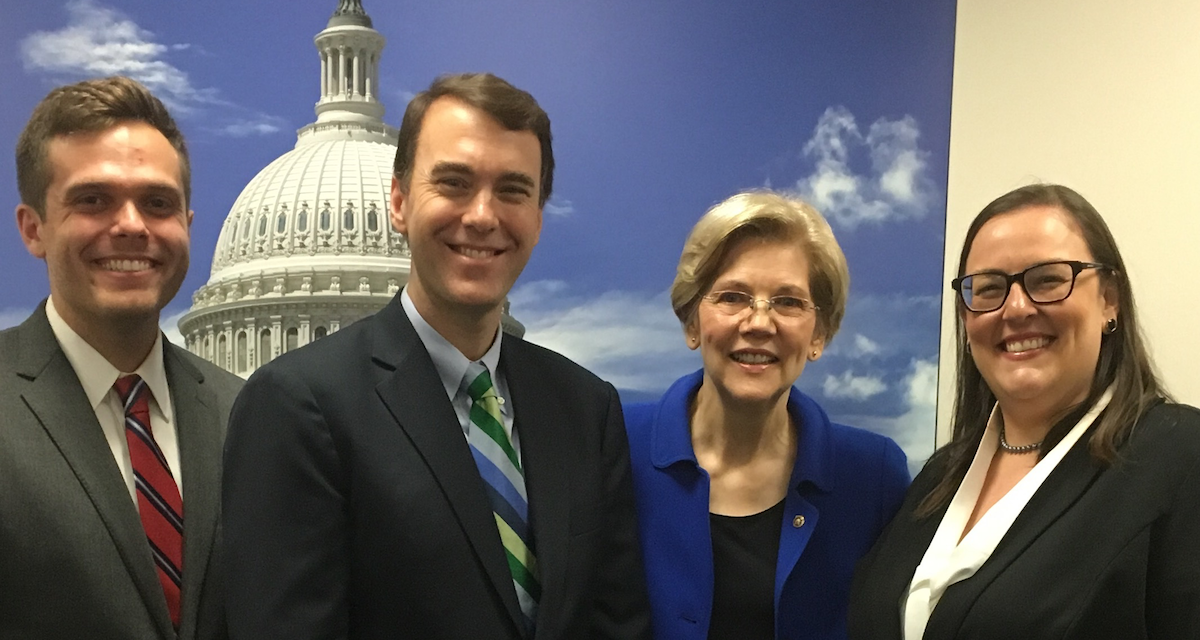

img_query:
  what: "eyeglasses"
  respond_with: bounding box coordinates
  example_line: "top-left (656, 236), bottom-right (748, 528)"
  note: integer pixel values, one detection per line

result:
top-left (951, 260), bottom-right (1114, 313)
top-left (702, 290), bottom-right (820, 318)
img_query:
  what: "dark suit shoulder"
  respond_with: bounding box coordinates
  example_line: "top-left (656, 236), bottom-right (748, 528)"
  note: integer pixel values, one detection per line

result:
top-left (166, 342), bottom-right (244, 397)
top-left (503, 333), bottom-right (611, 392)
top-left (246, 311), bottom-right (380, 385)
top-left (1128, 401), bottom-right (1200, 447)
top-left (1116, 401), bottom-right (1200, 487)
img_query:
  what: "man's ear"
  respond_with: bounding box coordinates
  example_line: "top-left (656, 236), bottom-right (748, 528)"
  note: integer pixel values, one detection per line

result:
top-left (389, 175), bottom-right (408, 235)
top-left (16, 204), bottom-right (47, 259)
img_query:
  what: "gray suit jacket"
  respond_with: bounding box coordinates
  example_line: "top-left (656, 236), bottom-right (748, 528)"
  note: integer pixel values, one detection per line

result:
top-left (0, 304), bottom-right (243, 640)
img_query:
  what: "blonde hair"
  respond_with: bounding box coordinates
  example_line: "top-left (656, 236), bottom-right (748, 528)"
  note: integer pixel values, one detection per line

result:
top-left (670, 190), bottom-right (849, 341)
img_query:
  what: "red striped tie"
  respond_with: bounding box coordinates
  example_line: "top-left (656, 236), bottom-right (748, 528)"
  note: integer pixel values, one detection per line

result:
top-left (114, 375), bottom-right (183, 628)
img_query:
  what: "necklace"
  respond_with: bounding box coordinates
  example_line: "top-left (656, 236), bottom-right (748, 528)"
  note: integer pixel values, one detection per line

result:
top-left (998, 423), bottom-right (1042, 454)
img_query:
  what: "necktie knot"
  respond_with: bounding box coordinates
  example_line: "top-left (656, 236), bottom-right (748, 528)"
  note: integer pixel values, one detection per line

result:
top-left (114, 374), bottom-right (146, 406)
top-left (463, 361), bottom-right (497, 404)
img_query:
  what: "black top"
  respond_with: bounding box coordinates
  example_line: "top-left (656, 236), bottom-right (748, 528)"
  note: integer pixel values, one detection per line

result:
top-left (708, 499), bottom-right (786, 640)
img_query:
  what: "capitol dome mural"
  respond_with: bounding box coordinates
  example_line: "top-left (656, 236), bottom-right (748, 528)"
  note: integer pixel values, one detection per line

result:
top-left (179, 0), bottom-right (521, 377)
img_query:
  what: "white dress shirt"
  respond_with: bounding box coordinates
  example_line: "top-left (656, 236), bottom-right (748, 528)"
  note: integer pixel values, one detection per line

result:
top-left (902, 387), bottom-right (1114, 640)
top-left (400, 289), bottom-right (519, 460)
top-left (45, 297), bottom-right (182, 502)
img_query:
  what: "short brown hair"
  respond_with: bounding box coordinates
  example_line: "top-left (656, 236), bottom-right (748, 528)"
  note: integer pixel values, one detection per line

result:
top-left (16, 76), bottom-right (190, 218)
top-left (393, 72), bottom-right (554, 207)
top-left (670, 190), bottom-right (850, 342)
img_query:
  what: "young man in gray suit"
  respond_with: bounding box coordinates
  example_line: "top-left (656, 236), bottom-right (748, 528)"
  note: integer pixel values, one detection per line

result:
top-left (1, 76), bottom-right (243, 640)
top-left (222, 73), bottom-right (652, 639)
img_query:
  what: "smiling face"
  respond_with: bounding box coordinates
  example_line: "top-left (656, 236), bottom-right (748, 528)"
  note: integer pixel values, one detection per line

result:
top-left (390, 97), bottom-right (542, 327)
top-left (962, 205), bottom-right (1118, 418)
top-left (16, 121), bottom-right (192, 334)
top-left (686, 238), bottom-right (825, 408)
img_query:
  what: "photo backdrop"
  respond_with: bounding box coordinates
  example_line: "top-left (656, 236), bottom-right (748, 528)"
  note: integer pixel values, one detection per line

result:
top-left (0, 0), bottom-right (956, 472)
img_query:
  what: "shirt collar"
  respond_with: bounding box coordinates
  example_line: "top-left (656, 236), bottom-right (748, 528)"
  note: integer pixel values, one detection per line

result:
top-left (400, 288), bottom-right (503, 408)
top-left (45, 296), bottom-right (173, 422)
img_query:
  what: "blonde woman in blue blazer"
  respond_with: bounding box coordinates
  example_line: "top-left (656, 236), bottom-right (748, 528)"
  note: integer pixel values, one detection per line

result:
top-left (624, 191), bottom-right (910, 640)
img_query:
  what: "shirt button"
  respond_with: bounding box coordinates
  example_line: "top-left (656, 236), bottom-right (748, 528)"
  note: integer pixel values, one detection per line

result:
top-left (793, 515), bottom-right (805, 528)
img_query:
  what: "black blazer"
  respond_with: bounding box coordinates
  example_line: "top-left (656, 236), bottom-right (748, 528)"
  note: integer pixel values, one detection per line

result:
top-left (0, 304), bottom-right (243, 640)
top-left (849, 401), bottom-right (1200, 640)
top-left (221, 295), bottom-right (652, 640)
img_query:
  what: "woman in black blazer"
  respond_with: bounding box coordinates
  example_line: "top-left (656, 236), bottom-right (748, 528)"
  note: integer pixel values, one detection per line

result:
top-left (849, 184), bottom-right (1200, 640)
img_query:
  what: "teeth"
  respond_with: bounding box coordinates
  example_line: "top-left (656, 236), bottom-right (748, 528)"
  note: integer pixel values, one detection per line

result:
top-left (731, 352), bottom-right (776, 364)
top-left (101, 259), bottom-right (151, 272)
top-left (456, 246), bottom-right (497, 259)
top-left (1005, 337), bottom-right (1050, 353)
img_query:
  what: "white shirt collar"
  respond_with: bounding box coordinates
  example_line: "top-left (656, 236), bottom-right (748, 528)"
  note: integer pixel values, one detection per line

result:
top-left (45, 296), bottom-right (174, 422)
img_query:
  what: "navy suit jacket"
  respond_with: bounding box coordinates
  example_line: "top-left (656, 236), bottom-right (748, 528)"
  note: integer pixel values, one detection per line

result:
top-left (624, 370), bottom-right (910, 640)
top-left (849, 401), bottom-right (1200, 640)
top-left (221, 295), bottom-right (651, 640)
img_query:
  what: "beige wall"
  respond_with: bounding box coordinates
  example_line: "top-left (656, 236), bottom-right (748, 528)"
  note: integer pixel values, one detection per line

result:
top-left (939, 0), bottom-right (1200, 441)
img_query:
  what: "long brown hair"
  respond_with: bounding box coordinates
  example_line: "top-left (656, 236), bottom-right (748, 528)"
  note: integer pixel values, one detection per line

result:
top-left (916, 184), bottom-right (1168, 517)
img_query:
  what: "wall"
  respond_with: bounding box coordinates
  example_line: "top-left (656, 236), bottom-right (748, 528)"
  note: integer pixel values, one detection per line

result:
top-left (940, 0), bottom-right (1200, 441)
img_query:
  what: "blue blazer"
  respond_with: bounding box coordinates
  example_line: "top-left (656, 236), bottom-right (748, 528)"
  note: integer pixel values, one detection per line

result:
top-left (624, 370), bottom-right (910, 640)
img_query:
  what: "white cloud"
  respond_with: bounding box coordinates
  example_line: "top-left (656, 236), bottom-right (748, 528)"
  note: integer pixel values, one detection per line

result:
top-left (160, 308), bottom-right (188, 347)
top-left (21, 0), bottom-right (214, 114)
top-left (838, 358), bottom-right (939, 476)
top-left (20, 0), bottom-right (282, 135)
top-left (215, 115), bottom-right (288, 138)
top-left (394, 89), bottom-right (417, 105)
top-left (831, 333), bottom-right (883, 359)
top-left (794, 106), bottom-right (935, 229)
top-left (543, 197), bottom-right (575, 217)
top-left (0, 308), bottom-right (34, 331)
top-left (511, 281), bottom-right (697, 392)
top-left (822, 370), bottom-right (887, 400)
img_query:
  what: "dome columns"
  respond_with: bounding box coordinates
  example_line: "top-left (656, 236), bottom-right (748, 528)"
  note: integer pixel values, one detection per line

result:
top-left (314, 26), bottom-right (386, 122)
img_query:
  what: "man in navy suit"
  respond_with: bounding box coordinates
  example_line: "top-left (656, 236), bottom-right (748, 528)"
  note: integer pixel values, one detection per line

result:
top-left (222, 72), bottom-right (652, 640)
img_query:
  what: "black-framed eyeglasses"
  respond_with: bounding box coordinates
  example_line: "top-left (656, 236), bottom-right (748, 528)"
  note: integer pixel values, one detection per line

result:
top-left (702, 290), bottom-right (820, 318)
top-left (951, 260), bottom-right (1114, 313)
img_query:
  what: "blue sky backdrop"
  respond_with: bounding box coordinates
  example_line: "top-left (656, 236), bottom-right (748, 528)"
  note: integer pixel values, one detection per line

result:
top-left (0, 0), bottom-right (955, 471)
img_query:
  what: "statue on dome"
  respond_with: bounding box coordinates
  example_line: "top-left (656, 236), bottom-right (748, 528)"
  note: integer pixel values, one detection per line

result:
top-left (334, 0), bottom-right (364, 16)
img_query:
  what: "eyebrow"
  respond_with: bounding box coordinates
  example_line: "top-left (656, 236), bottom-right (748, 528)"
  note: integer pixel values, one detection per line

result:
top-left (711, 279), bottom-right (810, 296)
top-left (61, 181), bottom-right (184, 200)
top-left (428, 162), bottom-right (536, 189)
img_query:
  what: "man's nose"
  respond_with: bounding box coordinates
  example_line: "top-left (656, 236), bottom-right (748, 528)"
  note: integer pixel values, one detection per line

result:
top-left (112, 201), bottom-right (149, 236)
top-left (462, 191), bottom-right (499, 231)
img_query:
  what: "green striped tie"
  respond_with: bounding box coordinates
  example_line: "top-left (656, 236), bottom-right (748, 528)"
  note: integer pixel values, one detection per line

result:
top-left (463, 362), bottom-right (539, 632)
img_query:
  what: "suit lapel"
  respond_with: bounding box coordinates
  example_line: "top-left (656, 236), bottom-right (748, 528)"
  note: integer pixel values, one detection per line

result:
top-left (501, 342), bottom-right (571, 632)
top-left (874, 489), bottom-right (946, 638)
top-left (925, 434), bottom-right (1103, 638)
top-left (370, 302), bottom-right (526, 631)
top-left (166, 345), bottom-right (222, 640)
top-left (13, 308), bottom-right (173, 639)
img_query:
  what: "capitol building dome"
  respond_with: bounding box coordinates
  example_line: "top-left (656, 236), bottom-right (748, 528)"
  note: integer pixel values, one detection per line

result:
top-left (179, 0), bottom-right (520, 377)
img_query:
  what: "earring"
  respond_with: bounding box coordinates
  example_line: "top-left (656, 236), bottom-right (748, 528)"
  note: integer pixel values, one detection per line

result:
top-left (1105, 318), bottom-right (1118, 334)
top-left (965, 341), bottom-right (972, 354)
